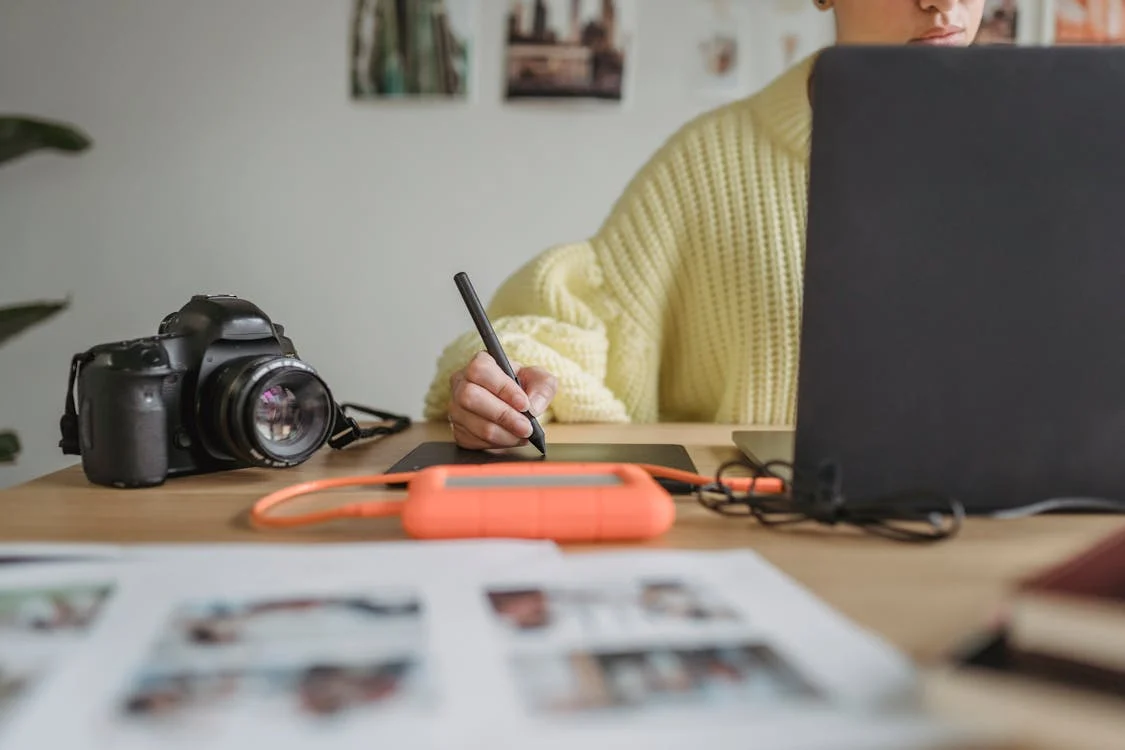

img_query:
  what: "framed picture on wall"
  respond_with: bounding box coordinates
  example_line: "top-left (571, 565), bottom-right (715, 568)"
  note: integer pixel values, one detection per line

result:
top-left (350, 0), bottom-right (476, 100)
top-left (502, 0), bottom-right (637, 106)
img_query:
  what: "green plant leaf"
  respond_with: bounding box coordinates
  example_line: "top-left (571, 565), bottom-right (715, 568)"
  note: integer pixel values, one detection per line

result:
top-left (0, 299), bottom-right (70, 349)
top-left (0, 116), bottom-right (92, 166)
top-left (0, 430), bottom-right (19, 464)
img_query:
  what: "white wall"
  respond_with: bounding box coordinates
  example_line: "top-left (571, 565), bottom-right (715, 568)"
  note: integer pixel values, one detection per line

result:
top-left (0, 0), bottom-right (839, 488)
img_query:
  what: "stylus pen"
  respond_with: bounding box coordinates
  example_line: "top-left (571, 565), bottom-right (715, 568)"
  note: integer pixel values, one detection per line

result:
top-left (454, 272), bottom-right (547, 455)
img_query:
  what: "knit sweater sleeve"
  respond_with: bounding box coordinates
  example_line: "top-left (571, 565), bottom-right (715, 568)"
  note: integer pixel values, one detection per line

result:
top-left (421, 119), bottom-right (711, 424)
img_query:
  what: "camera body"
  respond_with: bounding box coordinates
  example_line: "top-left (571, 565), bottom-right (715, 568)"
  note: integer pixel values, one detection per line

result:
top-left (62, 295), bottom-right (339, 488)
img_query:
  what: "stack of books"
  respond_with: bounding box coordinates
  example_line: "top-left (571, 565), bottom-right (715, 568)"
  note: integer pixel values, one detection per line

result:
top-left (925, 524), bottom-right (1125, 749)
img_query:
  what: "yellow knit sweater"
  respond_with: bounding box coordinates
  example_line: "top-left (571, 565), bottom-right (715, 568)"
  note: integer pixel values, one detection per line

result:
top-left (423, 54), bottom-right (816, 426)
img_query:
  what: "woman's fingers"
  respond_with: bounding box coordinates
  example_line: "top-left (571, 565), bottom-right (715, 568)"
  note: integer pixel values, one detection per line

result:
top-left (447, 352), bottom-right (558, 450)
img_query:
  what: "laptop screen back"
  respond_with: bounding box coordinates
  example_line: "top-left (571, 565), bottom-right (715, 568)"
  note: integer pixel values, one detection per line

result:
top-left (793, 45), bottom-right (1125, 513)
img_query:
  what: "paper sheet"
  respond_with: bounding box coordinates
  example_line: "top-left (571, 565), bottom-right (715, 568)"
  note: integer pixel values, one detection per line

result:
top-left (0, 543), bottom-right (125, 564)
top-left (428, 550), bottom-right (955, 750)
top-left (0, 562), bottom-right (125, 741)
top-left (0, 541), bottom-right (559, 750)
top-left (0, 539), bottom-right (561, 566)
top-left (0, 545), bottom-right (967, 750)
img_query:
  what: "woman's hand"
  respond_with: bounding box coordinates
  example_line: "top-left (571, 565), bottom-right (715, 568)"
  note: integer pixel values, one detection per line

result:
top-left (448, 352), bottom-right (557, 449)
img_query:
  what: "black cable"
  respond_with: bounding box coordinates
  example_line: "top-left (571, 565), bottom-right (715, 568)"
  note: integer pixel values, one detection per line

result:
top-left (326, 403), bottom-right (412, 449)
top-left (988, 497), bottom-right (1125, 519)
top-left (695, 449), bottom-right (965, 543)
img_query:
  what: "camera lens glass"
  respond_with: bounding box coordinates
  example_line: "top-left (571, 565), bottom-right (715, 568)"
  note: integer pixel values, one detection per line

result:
top-left (253, 383), bottom-right (307, 444)
top-left (206, 355), bottom-right (334, 467)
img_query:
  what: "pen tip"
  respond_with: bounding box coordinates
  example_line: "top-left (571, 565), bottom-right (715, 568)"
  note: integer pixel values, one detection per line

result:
top-left (525, 413), bottom-right (546, 455)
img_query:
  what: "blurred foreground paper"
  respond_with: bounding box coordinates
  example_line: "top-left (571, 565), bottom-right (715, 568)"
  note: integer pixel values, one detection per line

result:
top-left (0, 542), bottom-right (557, 750)
top-left (0, 546), bottom-right (979, 750)
top-left (0, 563), bottom-right (122, 738)
top-left (458, 550), bottom-right (964, 750)
top-left (0, 543), bottom-right (125, 564)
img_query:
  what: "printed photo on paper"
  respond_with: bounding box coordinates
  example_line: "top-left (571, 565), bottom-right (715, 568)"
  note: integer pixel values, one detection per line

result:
top-left (0, 582), bottom-right (114, 726)
top-left (110, 590), bottom-right (433, 741)
top-left (511, 640), bottom-right (822, 716)
top-left (485, 577), bottom-right (743, 640)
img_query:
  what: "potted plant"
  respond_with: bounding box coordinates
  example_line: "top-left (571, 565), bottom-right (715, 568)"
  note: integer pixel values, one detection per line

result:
top-left (0, 115), bottom-right (91, 463)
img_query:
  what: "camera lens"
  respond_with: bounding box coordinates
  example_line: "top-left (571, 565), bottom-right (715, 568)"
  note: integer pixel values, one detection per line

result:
top-left (253, 383), bottom-right (306, 444)
top-left (206, 355), bottom-right (334, 468)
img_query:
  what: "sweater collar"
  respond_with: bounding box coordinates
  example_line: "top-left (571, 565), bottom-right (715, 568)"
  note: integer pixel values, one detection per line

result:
top-left (747, 52), bottom-right (819, 159)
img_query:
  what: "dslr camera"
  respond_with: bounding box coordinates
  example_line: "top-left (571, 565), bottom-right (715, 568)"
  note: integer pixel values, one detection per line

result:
top-left (59, 294), bottom-right (409, 488)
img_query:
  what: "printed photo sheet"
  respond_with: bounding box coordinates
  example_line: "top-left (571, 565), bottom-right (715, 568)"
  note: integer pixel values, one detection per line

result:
top-left (0, 538), bottom-right (562, 567)
top-left (0, 540), bottom-right (560, 750)
top-left (0, 561), bottom-right (120, 740)
top-left (431, 549), bottom-right (960, 750)
top-left (0, 543), bottom-right (126, 565)
top-left (0, 545), bottom-right (963, 750)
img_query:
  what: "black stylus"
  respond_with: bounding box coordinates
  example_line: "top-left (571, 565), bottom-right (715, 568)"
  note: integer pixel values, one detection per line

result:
top-left (454, 272), bottom-right (546, 455)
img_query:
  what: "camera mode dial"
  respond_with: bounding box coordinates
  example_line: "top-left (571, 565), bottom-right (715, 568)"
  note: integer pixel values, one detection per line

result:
top-left (107, 339), bottom-right (172, 372)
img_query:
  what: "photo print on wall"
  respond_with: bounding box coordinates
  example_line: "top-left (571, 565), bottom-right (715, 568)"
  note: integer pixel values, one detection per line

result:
top-left (351, 0), bottom-right (475, 99)
top-left (1054, 0), bottom-right (1125, 44)
top-left (688, 0), bottom-right (750, 98)
top-left (976, 0), bottom-right (1020, 44)
top-left (503, 0), bottom-right (635, 104)
top-left (755, 0), bottom-right (835, 87)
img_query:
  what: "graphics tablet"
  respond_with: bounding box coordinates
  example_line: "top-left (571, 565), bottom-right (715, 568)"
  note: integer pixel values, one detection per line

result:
top-left (385, 442), bottom-right (699, 493)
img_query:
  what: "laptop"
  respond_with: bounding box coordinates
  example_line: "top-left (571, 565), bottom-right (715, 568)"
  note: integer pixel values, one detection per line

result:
top-left (777, 45), bottom-right (1125, 515)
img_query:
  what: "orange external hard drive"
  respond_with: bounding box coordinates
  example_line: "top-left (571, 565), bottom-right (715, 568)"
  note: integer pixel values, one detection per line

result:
top-left (399, 462), bottom-right (675, 542)
top-left (249, 461), bottom-right (783, 543)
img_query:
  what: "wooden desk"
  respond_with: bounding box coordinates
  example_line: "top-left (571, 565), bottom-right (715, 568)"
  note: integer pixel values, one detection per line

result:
top-left (2, 422), bottom-right (1122, 748)
top-left (2, 421), bottom-right (1121, 666)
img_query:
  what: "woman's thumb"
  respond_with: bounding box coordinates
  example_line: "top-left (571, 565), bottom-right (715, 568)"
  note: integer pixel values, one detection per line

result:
top-left (520, 368), bottom-right (556, 416)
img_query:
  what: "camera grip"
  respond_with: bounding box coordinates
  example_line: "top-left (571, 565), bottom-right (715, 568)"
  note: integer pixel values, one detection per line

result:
top-left (79, 370), bottom-right (170, 488)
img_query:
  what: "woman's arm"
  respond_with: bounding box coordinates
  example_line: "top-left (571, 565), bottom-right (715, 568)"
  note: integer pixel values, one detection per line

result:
top-left (423, 114), bottom-right (716, 427)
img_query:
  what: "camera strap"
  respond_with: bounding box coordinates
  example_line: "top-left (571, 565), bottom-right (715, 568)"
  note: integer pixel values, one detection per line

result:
top-left (58, 350), bottom-right (94, 456)
top-left (327, 402), bottom-right (412, 450)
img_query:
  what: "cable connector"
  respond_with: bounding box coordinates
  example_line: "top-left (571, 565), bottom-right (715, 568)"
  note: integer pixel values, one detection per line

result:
top-left (809, 460), bottom-right (846, 525)
top-left (694, 453), bottom-right (965, 543)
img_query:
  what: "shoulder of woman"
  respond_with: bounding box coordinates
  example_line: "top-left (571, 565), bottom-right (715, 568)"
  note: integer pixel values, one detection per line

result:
top-left (649, 58), bottom-right (815, 170)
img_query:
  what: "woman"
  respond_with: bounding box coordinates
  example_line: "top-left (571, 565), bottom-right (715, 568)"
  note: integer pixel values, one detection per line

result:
top-left (425, 0), bottom-right (987, 450)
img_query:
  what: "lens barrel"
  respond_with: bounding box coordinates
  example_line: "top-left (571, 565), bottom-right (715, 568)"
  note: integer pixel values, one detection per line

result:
top-left (207, 355), bottom-right (334, 468)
